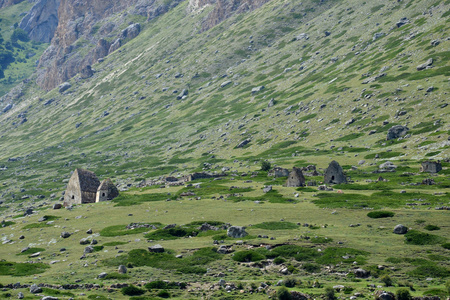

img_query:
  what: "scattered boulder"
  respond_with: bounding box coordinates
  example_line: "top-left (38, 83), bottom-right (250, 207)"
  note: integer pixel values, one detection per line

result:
top-left (41, 297), bottom-right (59, 300)
top-left (220, 81), bottom-right (232, 88)
top-left (236, 139), bottom-right (251, 148)
top-left (263, 185), bottom-right (272, 193)
top-left (97, 272), bottom-right (108, 279)
top-left (295, 33), bottom-right (309, 40)
top-left (53, 203), bottom-right (62, 209)
top-left (18, 292), bottom-right (24, 299)
top-left (416, 58), bottom-right (433, 71)
top-left (58, 82), bottom-right (71, 93)
top-left (354, 268), bottom-right (370, 278)
top-left (393, 224), bottom-right (408, 234)
top-left (118, 265), bottom-right (127, 274)
top-left (61, 231), bottom-right (71, 238)
top-left (396, 17), bottom-right (409, 28)
top-left (268, 98), bottom-right (275, 107)
top-left (386, 125), bottom-right (409, 140)
top-left (120, 23), bottom-right (141, 40)
top-left (84, 246), bottom-right (94, 253)
top-left (80, 238), bottom-right (90, 245)
top-left (148, 244), bottom-right (164, 253)
top-left (375, 291), bottom-right (394, 300)
top-left (251, 86), bottom-right (264, 94)
top-left (379, 161), bottom-right (397, 172)
top-left (2, 103), bottom-right (13, 113)
top-left (177, 89), bottom-right (188, 100)
top-left (23, 208), bottom-right (33, 216)
top-left (86, 228), bottom-right (93, 234)
top-left (30, 284), bottom-right (42, 293)
top-left (227, 226), bottom-right (248, 238)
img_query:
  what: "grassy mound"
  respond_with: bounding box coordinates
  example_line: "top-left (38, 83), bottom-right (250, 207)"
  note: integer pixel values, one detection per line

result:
top-left (367, 211), bottom-right (395, 218)
top-left (0, 261), bottom-right (49, 276)
top-left (404, 230), bottom-right (446, 245)
top-left (253, 221), bottom-right (299, 230)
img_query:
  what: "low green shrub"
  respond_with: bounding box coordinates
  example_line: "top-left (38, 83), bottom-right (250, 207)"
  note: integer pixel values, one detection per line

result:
top-left (253, 221), bottom-right (298, 230)
top-left (277, 287), bottom-right (292, 300)
top-left (315, 247), bottom-right (369, 265)
top-left (396, 288), bottom-right (412, 300)
top-left (442, 243), bottom-right (450, 250)
top-left (367, 211), bottom-right (395, 218)
top-left (100, 224), bottom-right (156, 237)
top-left (424, 225), bottom-right (440, 231)
top-left (104, 273), bottom-right (130, 280)
top-left (233, 250), bottom-right (265, 262)
top-left (121, 285), bottom-right (146, 296)
top-left (404, 230), bottom-right (446, 245)
top-left (408, 265), bottom-right (450, 278)
top-left (157, 290), bottom-right (170, 298)
top-left (103, 241), bottom-right (128, 246)
top-left (0, 261), bottom-right (49, 276)
top-left (302, 263), bottom-right (320, 273)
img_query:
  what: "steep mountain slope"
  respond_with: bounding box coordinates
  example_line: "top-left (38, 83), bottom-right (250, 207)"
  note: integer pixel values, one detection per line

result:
top-left (0, 0), bottom-right (448, 198)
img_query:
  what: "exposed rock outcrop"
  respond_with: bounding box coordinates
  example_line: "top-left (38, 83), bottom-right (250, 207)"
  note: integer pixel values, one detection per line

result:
top-left (35, 0), bottom-right (184, 91)
top-left (19, 0), bottom-right (60, 43)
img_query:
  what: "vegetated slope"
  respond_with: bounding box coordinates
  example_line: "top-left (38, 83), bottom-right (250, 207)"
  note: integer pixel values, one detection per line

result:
top-left (0, 0), bottom-right (448, 200)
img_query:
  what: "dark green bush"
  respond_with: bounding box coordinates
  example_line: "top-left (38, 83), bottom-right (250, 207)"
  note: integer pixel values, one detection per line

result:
top-left (424, 225), bottom-right (440, 231)
top-left (261, 161), bottom-right (271, 171)
top-left (324, 287), bottom-right (336, 300)
top-left (404, 230), bottom-right (446, 245)
top-left (367, 211), bottom-right (395, 218)
top-left (232, 250), bottom-right (265, 262)
top-left (302, 263), bottom-right (320, 273)
top-left (396, 288), bottom-right (412, 300)
top-left (121, 285), bottom-right (146, 296)
top-left (157, 290), bottom-right (170, 298)
top-left (277, 287), bottom-right (292, 300)
top-left (442, 243), bottom-right (450, 250)
top-left (273, 257), bottom-right (285, 265)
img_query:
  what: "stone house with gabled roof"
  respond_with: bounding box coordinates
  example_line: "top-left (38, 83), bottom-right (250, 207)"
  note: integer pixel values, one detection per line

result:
top-left (64, 168), bottom-right (100, 206)
top-left (96, 178), bottom-right (119, 202)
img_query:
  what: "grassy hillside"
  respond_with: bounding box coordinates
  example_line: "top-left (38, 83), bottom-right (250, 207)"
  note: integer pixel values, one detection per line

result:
top-left (0, 0), bottom-right (449, 298)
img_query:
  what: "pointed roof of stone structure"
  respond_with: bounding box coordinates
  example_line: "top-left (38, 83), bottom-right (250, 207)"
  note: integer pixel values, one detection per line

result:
top-left (98, 178), bottom-right (116, 190)
top-left (74, 168), bottom-right (100, 193)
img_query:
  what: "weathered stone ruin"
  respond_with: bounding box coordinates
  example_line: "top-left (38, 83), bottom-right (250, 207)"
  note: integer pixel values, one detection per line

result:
top-left (420, 161), bottom-right (442, 173)
top-left (64, 168), bottom-right (118, 206)
top-left (286, 167), bottom-right (306, 187)
top-left (96, 178), bottom-right (119, 202)
top-left (64, 169), bottom-right (100, 206)
top-left (268, 167), bottom-right (289, 177)
top-left (324, 161), bottom-right (347, 184)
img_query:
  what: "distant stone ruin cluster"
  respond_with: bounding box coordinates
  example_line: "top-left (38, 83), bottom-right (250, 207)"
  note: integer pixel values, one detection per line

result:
top-left (271, 160), bottom-right (347, 187)
top-left (63, 168), bottom-right (119, 207)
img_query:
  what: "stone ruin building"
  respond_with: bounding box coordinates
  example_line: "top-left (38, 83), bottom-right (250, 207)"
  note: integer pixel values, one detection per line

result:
top-left (286, 167), bottom-right (306, 187)
top-left (64, 168), bottom-right (118, 206)
top-left (324, 160), bottom-right (347, 184)
top-left (96, 178), bottom-right (120, 202)
top-left (268, 167), bottom-right (289, 177)
top-left (420, 161), bottom-right (442, 173)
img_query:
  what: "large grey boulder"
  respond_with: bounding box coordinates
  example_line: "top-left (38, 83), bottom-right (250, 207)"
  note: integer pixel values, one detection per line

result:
top-left (227, 226), bottom-right (248, 238)
top-left (97, 272), bottom-right (108, 279)
top-left (148, 244), bottom-right (165, 253)
top-left (84, 246), bottom-right (94, 253)
top-left (58, 82), bottom-right (71, 93)
top-left (393, 224), bottom-right (408, 234)
top-left (417, 58), bottom-right (433, 71)
top-left (386, 125), bottom-right (409, 140)
top-left (120, 23), bottom-right (141, 40)
top-left (19, 0), bottom-right (60, 43)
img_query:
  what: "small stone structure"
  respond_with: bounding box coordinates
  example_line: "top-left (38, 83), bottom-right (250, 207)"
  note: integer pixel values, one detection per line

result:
top-left (420, 161), bottom-right (442, 173)
top-left (324, 161), bottom-right (347, 184)
top-left (268, 167), bottom-right (289, 177)
top-left (96, 178), bottom-right (119, 202)
top-left (64, 169), bottom-right (100, 206)
top-left (286, 167), bottom-right (306, 187)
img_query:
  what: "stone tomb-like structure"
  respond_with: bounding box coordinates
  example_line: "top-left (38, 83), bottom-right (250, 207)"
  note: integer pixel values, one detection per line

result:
top-left (324, 160), bottom-right (347, 184)
top-left (64, 168), bottom-right (119, 206)
top-left (420, 161), bottom-right (442, 173)
top-left (96, 178), bottom-right (120, 202)
top-left (286, 167), bottom-right (306, 187)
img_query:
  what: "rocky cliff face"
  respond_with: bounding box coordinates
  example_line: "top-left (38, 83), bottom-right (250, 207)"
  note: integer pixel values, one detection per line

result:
top-left (188, 0), bottom-right (272, 31)
top-left (19, 0), bottom-right (60, 43)
top-left (36, 0), bottom-right (184, 91)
